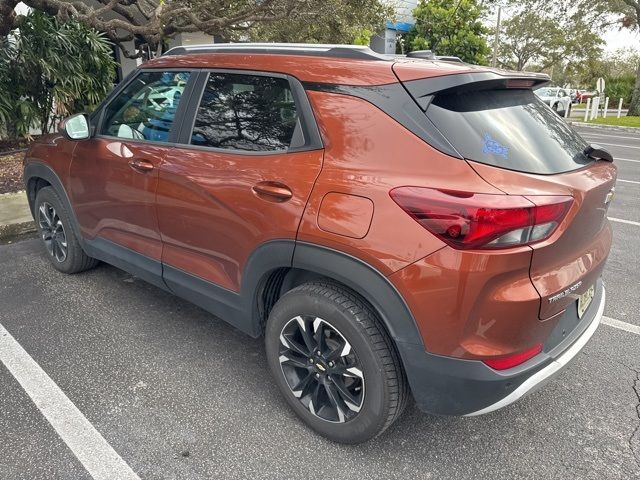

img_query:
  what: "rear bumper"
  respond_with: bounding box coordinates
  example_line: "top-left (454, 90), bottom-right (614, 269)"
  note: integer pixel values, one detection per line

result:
top-left (398, 279), bottom-right (605, 416)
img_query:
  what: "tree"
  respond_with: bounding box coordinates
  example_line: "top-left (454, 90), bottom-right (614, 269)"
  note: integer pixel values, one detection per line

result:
top-left (405, 0), bottom-right (491, 65)
top-left (568, 48), bottom-right (639, 105)
top-left (565, 48), bottom-right (639, 88)
top-left (0, 11), bottom-right (116, 139)
top-left (0, 0), bottom-right (390, 59)
top-left (248, 0), bottom-right (391, 44)
top-left (599, 47), bottom-right (640, 77)
top-left (497, 12), bottom-right (565, 71)
top-left (496, 11), bottom-right (603, 77)
top-left (603, 73), bottom-right (636, 105)
top-left (506, 0), bottom-right (640, 114)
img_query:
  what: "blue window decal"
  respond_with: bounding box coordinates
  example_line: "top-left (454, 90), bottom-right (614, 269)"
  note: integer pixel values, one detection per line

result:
top-left (482, 133), bottom-right (509, 159)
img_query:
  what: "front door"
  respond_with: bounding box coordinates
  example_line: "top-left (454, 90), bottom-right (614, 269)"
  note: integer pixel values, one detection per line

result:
top-left (69, 70), bottom-right (193, 264)
top-left (156, 71), bottom-right (323, 293)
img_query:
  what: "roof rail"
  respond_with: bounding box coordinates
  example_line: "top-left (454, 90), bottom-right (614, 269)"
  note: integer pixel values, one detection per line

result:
top-left (434, 56), bottom-right (464, 64)
top-left (162, 43), bottom-right (392, 61)
top-left (405, 50), bottom-right (465, 64)
top-left (407, 50), bottom-right (435, 60)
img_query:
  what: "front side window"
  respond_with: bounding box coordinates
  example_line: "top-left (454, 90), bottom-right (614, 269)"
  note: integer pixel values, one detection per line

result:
top-left (190, 73), bottom-right (298, 152)
top-left (101, 71), bottom-right (190, 142)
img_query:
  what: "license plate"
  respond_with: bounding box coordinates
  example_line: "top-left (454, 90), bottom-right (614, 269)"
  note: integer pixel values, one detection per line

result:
top-left (577, 284), bottom-right (595, 318)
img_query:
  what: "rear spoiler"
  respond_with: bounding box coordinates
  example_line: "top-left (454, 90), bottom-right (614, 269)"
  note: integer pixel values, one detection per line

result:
top-left (402, 71), bottom-right (550, 110)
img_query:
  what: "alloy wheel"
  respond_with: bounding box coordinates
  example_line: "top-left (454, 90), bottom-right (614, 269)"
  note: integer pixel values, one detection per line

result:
top-left (278, 315), bottom-right (365, 423)
top-left (38, 202), bottom-right (68, 262)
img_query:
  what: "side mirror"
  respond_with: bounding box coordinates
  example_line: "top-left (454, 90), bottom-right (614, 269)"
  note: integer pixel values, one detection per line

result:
top-left (59, 114), bottom-right (90, 140)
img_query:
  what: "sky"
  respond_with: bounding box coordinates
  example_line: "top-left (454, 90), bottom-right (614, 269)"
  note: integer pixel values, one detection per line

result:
top-left (603, 28), bottom-right (639, 53)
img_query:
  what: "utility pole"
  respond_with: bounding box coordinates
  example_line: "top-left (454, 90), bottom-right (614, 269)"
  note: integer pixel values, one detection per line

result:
top-left (491, 7), bottom-right (501, 68)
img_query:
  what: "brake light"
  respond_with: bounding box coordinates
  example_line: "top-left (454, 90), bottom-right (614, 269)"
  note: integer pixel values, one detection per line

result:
top-left (482, 343), bottom-right (543, 370)
top-left (506, 79), bottom-right (535, 88)
top-left (389, 187), bottom-right (572, 250)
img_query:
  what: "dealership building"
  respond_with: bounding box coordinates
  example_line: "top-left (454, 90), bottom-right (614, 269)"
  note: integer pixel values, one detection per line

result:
top-left (371, 0), bottom-right (418, 54)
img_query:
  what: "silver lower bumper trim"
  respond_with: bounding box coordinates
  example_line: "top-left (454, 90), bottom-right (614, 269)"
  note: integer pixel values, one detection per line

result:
top-left (465, 287), bottom-right (606, 417)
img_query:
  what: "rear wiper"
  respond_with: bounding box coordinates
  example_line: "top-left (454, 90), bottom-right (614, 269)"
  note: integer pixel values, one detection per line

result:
top-left (584, 144), bottom-right (613, 162)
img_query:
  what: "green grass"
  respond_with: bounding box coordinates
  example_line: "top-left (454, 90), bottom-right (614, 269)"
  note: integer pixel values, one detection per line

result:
top-left (585, 116), bottom-right (640, 128)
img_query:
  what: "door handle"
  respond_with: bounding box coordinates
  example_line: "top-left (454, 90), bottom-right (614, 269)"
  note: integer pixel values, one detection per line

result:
top-left (128, 159), bottom-right (154, 173)
top-left (252, 181), bottom-right (293, 202)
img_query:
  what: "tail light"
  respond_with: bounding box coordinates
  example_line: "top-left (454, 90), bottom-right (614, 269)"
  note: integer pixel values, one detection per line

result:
top-left (482, 343), bottom-right (543, 370)
top-left (390, 187), bottom-right (573, 250)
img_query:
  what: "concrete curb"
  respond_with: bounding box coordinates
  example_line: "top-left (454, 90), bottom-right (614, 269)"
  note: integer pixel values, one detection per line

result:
top-left (0, 190), bottom-right (35, 242)
top-left (0, 148), bottom-right (28, 157)
top-left (0, 220), bottom-right (36, 241)
top-left (568, 121), bottom-right (640, 133)
top-left (0, 189), bottom-right (26, 196)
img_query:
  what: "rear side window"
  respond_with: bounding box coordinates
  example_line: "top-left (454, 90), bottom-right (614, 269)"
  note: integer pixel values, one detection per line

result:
top-left (191, 73), bottom-right (298, 152)
top-left (426, 89), bottom-right (591, 174)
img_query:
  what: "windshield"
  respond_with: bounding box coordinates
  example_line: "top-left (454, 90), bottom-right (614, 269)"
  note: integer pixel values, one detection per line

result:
top-left (426, 88), bottom-right (592, 174)
top-left (535, 88), bottom-right (556, 97)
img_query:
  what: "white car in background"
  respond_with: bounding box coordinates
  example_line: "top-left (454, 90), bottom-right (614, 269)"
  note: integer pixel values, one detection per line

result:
top-left (534, 87), bottom-right (572, 116)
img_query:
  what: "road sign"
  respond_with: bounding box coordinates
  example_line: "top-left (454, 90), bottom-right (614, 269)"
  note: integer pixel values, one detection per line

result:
top-left (596, 77), bottom-right (605, 94)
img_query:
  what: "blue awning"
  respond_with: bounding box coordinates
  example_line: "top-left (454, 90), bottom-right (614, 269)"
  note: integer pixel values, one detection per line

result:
top-left (386, 21), bottom-right (415, 33)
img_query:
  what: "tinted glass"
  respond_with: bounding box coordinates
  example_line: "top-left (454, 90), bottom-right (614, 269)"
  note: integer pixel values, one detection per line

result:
top-left (427, 89), bottom-right (591, 174)
top-left (101, 71), bottom-right (190, 142)
top-left (191, 73), bottom-right (298, 152)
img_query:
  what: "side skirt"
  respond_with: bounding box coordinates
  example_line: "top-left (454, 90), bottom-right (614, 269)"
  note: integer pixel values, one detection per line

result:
top-left (162, 264), bottom-right (250, 335)
top-left (83, 237), bottom-right (169, 292)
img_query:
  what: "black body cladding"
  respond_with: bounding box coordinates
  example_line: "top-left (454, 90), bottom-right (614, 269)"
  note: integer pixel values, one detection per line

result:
top-left (303, 82), bottom-right (462, 158)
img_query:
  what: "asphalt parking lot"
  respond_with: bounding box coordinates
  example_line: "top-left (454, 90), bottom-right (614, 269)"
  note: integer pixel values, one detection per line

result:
top-left (1, 124), bottom-right (639, 480)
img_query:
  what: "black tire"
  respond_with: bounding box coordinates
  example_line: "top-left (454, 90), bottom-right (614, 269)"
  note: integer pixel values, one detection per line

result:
top-left (34, 186), bottom-right (98, 274)
top-left (265, 281), bottom-right (408, 444)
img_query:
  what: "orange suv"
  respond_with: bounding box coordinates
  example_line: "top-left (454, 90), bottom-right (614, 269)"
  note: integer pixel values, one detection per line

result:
top-left (24, 44), bottom-right (615, 444)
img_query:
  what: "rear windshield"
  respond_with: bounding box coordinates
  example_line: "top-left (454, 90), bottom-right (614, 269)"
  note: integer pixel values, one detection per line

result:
top-left (426, 89), bottom-right (592, 174)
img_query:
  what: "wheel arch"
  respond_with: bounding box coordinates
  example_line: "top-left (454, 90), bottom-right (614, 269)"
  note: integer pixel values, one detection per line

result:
top-left (249, 241), bottom-right (424, 349)
top-left (23, 161), bottom-right (85, 245)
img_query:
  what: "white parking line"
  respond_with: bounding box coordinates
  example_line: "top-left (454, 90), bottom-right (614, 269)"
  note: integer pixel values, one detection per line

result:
top-left (0, 323), bottom-right (141, 480)
top-left (602, 316), bottom-right (640, 336)
top-left (608, 217), bottom-right (640, 227)
top-left (617, 179), bottom-right (640, 185)
top-left (581, 132), bottom-right (640, 141)
top-left (615, 158), bottom-right (640, 164)
top-left (591, 142), bottom-right (640, 149)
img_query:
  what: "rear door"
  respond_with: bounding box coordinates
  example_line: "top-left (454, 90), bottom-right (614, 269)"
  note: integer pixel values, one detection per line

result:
top-left (395, 68), bottom-right (617, 319)
top-left (156, 70), bottom-right (323, 292)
